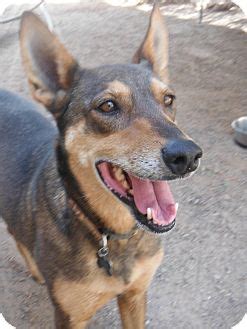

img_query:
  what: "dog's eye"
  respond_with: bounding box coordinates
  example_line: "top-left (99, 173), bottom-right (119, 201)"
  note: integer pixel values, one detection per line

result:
top-left (97, 100), bottom-right (117, 113)
top-left (164, 95), bottom-right (175, 107)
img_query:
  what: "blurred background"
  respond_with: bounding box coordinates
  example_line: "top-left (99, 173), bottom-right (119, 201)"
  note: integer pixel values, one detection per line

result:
top-left (0, 0), bottom-right (246, 328)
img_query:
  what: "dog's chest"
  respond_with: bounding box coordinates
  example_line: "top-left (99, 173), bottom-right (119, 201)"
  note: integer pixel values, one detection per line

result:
top-left (107, 246), bottom-right (148, 284)
top-left (103, 233), bottom-right (162, 283)
top-left (53, 247), bottom-right (163, 318)
top-left (97, 235), bottom-right (163, 291)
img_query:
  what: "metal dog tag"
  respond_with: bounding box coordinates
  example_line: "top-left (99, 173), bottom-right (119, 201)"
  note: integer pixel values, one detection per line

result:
top-left (97, 234), bottom-right (113, 276)
top-left (97, 253), bottom-right (113, 276)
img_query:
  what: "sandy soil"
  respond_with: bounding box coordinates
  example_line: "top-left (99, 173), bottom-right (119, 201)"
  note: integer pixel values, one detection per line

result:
top-left (0, 2), bottom-right (246, 328)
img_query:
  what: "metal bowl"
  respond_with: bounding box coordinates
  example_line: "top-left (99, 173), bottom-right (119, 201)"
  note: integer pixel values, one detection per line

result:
top-left (231, 116), bottom-right (247, 147)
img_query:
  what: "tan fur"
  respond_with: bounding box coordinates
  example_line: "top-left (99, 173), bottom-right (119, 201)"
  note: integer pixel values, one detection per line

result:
top-left (150, 77), bottom-right (169, 102)
top-left (16, 241), bottom-right (45, 284)
top-left (116, 251), bottom-right (164, 329)
top-left (53, 249), bottom-right (163, 327)
top-left (106, 80), bottom-right (132, 97)
top-left (150, 77), bottom-right (176, 120)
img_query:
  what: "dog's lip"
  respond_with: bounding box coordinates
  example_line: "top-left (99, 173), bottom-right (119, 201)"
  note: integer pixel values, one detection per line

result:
top-left (123, 195), bottom-right (176, 233)
top-left (95, 160), bottom-right (178, 234)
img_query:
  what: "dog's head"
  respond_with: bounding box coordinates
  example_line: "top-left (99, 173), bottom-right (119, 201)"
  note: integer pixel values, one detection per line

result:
top-left (20, 5), bottom-right (202, 234)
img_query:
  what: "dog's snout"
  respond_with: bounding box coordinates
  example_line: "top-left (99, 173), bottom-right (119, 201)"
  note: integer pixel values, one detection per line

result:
top-left (162, 139), bottom-right (202, 176)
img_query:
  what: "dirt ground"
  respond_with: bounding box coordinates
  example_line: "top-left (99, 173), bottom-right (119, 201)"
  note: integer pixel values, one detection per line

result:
top-left (0, 1), bottom-right (246, 328)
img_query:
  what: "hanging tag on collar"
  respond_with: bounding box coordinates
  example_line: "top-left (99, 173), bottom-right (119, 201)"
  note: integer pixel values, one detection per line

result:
top-left (97, 234), bottom-right (113, 276)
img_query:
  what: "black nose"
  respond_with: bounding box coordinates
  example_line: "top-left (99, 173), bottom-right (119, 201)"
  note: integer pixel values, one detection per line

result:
top-left (162, 139), bottom-right (202, 176)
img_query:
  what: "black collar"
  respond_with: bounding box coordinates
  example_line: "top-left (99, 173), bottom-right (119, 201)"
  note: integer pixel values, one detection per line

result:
top-left (68, 197), bottom-right (138, 277)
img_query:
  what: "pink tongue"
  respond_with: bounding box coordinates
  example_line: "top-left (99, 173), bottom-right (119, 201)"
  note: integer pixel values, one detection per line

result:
top-left (129, 175), bottom-right (177, 225)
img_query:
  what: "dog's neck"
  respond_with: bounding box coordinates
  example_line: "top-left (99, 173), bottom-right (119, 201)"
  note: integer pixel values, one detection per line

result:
top-left (69, 197), bottom-right (138, 240)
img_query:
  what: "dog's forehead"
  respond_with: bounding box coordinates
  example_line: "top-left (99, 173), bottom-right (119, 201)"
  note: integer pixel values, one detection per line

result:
top-left (77, 64), bottom-right (162, 96)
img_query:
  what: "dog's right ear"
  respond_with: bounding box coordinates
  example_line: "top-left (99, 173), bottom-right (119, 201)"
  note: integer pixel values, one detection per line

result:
top-left (20, 12), bottom-right (78, 118)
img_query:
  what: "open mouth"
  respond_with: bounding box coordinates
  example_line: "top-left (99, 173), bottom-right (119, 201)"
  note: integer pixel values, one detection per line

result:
top-left (96, 162), bottom-right (178, 233)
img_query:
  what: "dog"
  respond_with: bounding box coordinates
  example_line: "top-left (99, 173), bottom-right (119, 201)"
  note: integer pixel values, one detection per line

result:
top-left (0, 4), bottom-right (202, 328)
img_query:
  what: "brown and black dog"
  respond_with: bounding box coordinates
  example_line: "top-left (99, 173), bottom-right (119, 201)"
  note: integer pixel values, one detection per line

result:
top-left (0, 4), bottom-right (202, 329)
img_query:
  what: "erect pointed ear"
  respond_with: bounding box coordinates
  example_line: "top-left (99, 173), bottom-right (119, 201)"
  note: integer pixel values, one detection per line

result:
top-left (20, 12), bottom-right (78, 118)
top-left (132, 3), bottom-right (169, 83)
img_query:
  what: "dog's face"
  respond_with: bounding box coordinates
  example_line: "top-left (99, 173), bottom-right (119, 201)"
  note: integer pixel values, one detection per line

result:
top-left (65, 64), bottom-right (179, 181)
top-left (20, 5), bottom-right (202, 234)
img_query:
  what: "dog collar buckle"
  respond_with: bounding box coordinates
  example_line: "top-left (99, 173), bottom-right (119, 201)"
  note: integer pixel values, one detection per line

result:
top-left (97, 234), bottom-right (113, 276)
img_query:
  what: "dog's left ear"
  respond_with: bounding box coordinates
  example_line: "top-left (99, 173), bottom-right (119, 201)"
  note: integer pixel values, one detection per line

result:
top-left (132, 3), bottom-right (169, 83)
top-left (20, 12), bottom-right (78, 118)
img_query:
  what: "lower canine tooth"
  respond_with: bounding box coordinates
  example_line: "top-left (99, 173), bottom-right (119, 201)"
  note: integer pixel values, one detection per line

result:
top-left (147, 208), bottom-right (152, 220)
top-left (175, 203), bottom-right (179, 212)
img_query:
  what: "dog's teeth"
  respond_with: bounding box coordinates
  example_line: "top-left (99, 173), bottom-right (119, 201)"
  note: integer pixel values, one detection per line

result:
top-left (175, 202), bottom-right (179, 212)
top-left (147, 208), bottom-right (152, 220)
top-left (128, 189), bottom-right (133, 195)
top-left (114, 168), bottom-right (124, 181)
top-left (151, 210), bottom-right (160, 225)
top-left (122, 180), bottom-right (130, 189)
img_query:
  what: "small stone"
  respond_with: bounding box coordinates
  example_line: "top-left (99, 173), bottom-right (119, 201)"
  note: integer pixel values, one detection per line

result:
top-left (214, 274), bottom-right (221, 280)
